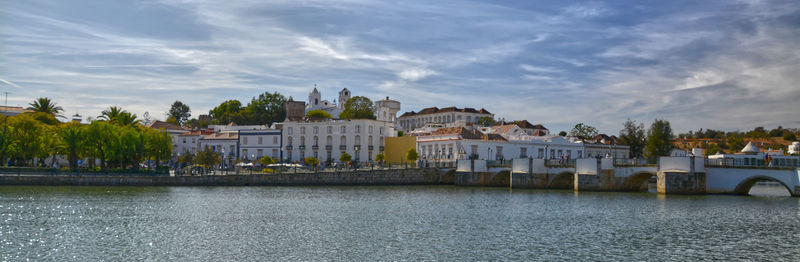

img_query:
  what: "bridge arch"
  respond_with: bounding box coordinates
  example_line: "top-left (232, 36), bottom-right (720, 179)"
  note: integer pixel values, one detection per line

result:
top-left (620, 171), bottom-right (657, 192)
top-left (548, 171), bottom-right (574, 189)
top-left (733, 176), bottom-right (793, 196)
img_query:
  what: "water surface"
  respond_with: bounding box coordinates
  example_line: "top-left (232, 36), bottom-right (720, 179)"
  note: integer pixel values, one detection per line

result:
top-left (1, 185), bottom-right (798, 261)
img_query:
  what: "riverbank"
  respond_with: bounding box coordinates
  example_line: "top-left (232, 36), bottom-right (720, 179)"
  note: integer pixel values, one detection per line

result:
top-left (0, 168), bottom-right (452, 186)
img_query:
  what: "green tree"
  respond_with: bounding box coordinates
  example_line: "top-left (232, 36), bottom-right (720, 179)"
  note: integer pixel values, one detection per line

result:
top-left (477, 116), bottom-right (496, 126)
top-left (98, 106), bottom-right (125, 123)
top-left (306, 110), bottom-right (332, 119)
top-left (26, 97), bottom-right (64, 118)
top-left (244, 91), bottom-right (288, 125)
top-left (7, 114), bottom-right (42, 165)
top-left (178, 150), bottom-right (194, 165)
top-left (783, 132), bottom-right (797, 141)
top-left (56, 123), bottom-right (84, 169)
top-left (339, 152), bottom-right (352, 163)
top-left (727, 133), bottom-right (745, 152)
top-left (569, 123), bottom-right (599, 138)
top-left (397, 130), bottom-right (404, 137)
top-left (303, 157), bottom-right (318, 165)
top-left (167, 101), bottom-right (191, 125)
top-left (145, 129), bottom-right (172, 169)
top-left (706, 143), bottom-right (722, 156)
top-left (375, 153), bottom-right (385, 162)
top-left (209, 100), bottom-right (243, 124)
top-left (644, 119), bottom-right (674, 160)
top-left (195, 146), bottom-right (221, 167)
top-left (30, 112), bottom-right (60, 125)
top-left (115, 112), bottom-right (141, 126)
top-left (339, 96), bottom-right (375, 119)
top-left (558, 131), bottom-right (567, 136)
top-left (619, 119), bottom-right (646, 158)
top-left (259, 156), bottom-right (275, 166)
top-left (84, 121), bottom-right (113, 169)
top-left (406, 148), bottom-right (419, 162)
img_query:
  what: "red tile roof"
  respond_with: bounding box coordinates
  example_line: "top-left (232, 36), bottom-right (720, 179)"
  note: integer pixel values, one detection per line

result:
top-left (431, 127), bottom-right (506, 141)
top-left (146, 120), bottom-right (186, 131)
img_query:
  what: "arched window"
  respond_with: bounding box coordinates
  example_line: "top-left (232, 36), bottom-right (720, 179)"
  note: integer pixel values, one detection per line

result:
top-left (313, 136), bottom-right (319, 146)
top-left (340, 136), bottom-right (346, 145)
top-left (300, 136), bottom-right (305, 145)
top-left (368, 136), bottom-right (373, 146)
top-left (287, 136), bottom-right (293, 146)
top-left (326, 136), bottom-right (332, 145)
top-left (355, 135), bottom-right (361, 145)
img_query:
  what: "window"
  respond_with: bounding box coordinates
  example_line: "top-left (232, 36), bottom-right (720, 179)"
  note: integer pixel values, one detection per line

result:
top-left (288, 127), bottom-right (293, 135)
top-left (368, 136), bottom-right (373, 146)
top-left (326, 136), bottom-right (332, 145)
top-left (327, 126), bottom-right (332, 134)
top-left (242, 149), bottom-right (248, 157)
top-left (355, 125), bottom-right (361, 133)
top-left (379, 127), bottom-right (384, 134)
top-left (520, 148), bottom-right (528, 158)
top-left (538, 148), bottom-right (544, 158)
top-left (457, 115), bottom-right (462, 120)
top-left (550, 149), bottom-right (555, 159)
top-left (273, 136), bottom-right (278, 144)
top-left (230, 145), bottom-right (235, 154)
top-left (182, 138), bottom-right (186, 144)
top-left (300, 127), bottom-right (305, 134)
top-left (258, 137), bottom-right (263, 145)
top-left (272, 149), bottom-right (278, 158)
top-left (243, 137), bottom-right (248, 145)
top-left (355, 135), bottom-right (361, 145)
top-left (314, 126), bottom-right (319, 134)
top-left (567, 150), bottom-right (572, 159)
top-left (471, 145), bottom-right (478, 156)
top-left (313, 136), bottom-right (319, 146)
top-left (369, 125), bottom-right (373, 134)
top-left (466, 116), bottom-right (472, 123)
top-left (496, 146), bottom-right (503, 160)
top-left (340, 136), bottom-right (346, 145)
top-left (341, 126), bottom-right (346, 133)
top-left (257, 149), bottom-right (263, 157)
top-left (578, 150), bottom-right (583, 158)
top-left (300, 136), bottom-right (305, 145)
top-left (191, 138), bottom-right (196, 143)
top-left (448, 145), bottom-right (453, 158)
top-left (287, 136), bottom-right (293, 146)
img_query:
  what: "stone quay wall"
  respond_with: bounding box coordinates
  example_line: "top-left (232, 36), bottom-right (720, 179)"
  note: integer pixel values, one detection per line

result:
top-left (0, 168), bottom-right (447, 187)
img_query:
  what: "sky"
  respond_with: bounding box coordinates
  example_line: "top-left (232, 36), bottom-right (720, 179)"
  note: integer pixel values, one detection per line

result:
top-left (1, 0), bottom-right (798, 134)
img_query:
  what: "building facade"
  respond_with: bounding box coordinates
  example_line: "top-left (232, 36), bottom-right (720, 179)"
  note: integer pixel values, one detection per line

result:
top-left (415, 127), bottom-right (585, 161)
top-left (238, 129), bottom-right (282, 161)
top-left (176, 130), bottom-right (213, 155)
top-left (198, 132), bottom-right (238, 159)
top-left (282, 119), bottom-right (395, 164)
top-left (146, 120), bottom-right (189, 159)
top-left (397, 106), bottom-right (492, 132)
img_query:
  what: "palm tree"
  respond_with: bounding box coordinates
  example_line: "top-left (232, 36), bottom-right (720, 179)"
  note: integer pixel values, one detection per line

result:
top-left (116, 112), bottom-right (142, 126)
top-left (27, 97), bottom-right (64, 118)
top-left (98, 106), bottom-right (124, 123)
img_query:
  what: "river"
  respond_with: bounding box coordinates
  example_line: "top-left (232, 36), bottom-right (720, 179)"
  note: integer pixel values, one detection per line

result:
top-left (1, 184), bottom-right (798, 261)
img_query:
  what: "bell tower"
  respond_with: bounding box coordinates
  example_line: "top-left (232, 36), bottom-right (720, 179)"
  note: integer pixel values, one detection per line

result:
top-left (308, 85), bottom-right (321, 108)
top-left (338, 88), bottom-right (351, 110)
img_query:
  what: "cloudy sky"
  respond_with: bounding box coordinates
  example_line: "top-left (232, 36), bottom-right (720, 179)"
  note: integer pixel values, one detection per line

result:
top-left (1, 0), bottom-right (798, 133)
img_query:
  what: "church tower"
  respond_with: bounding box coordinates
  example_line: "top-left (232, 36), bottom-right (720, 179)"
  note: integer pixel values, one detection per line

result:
top-left (338, 88), bottom-right (351, 110)
top-left (308, 86), bottom-right (321, 108)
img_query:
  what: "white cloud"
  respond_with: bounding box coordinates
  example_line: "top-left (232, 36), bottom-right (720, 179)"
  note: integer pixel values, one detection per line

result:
top-left (397, 68), bottom-right (437, 82)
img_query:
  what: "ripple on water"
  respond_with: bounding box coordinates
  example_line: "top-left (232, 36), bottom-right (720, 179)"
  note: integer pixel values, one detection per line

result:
top-left (0, 185), bottom-right (798, 261)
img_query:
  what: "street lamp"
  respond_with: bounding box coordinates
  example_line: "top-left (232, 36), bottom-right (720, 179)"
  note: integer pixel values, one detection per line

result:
top-left (177, 152), bottom-right (181, 176)
top-left (488, 147), bottom-right (492, 162)
top-left (221, 148), bottom-right (226, 176)
top-left (251, 154), bottom-right (255, 175)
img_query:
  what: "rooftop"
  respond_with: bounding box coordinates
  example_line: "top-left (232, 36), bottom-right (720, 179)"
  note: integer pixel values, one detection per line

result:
top-left (146, 120), bottom-right (186, 131)
top-left (430, 127), bottom-right (506, 141)
top-left (400, 106), bottom-right (491, 117)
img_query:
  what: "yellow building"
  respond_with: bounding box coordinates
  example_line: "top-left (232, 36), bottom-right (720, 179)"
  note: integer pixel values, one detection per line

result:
top-left (384, 136), bottom-right (417, 164)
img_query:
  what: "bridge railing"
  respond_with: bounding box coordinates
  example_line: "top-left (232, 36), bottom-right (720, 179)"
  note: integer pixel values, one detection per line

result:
top-left (705, 158), bottom-right (800, 169)
top-left (545, 159), bottom-right (576, 168)
top-left (613, 158), bottom-right (656, 166)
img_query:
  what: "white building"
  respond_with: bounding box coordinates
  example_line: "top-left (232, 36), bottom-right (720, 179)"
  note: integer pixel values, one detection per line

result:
top-left (416, 127), bottom-right (585, 161)
top-left (397, 106), bottom-right (492, 132)
top-left (198, 132), bottom-right (238, 159)
top-left (176, 130), bottom-right (213, 155)
top-left (282, 119), bottom-right (395, 164)
top-left (238, 129), bottom-right (282, 161)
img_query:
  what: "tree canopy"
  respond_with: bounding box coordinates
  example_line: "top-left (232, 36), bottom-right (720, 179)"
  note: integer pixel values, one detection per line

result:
top-left (619, 119), bottom-right (646, 158)
top-left (644, 119), bottom-right (674, 160)
top-left (339, 96), bottom-right (375, 119)
top-left (569, 123), bottom-right (599, 138)
top-left (27, 97), bottom-right (64, 118)
top-left (406, 148), bottom-right (419, 162)
top-left (306, 110), bottom-right (332, 119)
top-left (168, 101), bottom-right (191, 125)
top-left (477, 116), bottom-right (496, 127)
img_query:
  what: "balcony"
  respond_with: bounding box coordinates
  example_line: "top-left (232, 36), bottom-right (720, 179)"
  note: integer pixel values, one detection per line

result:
top-left (298, 145), bottom-right (306, 150)
top-left (353, 145), bottom-right (361, 151)
top-left (312, 145), bottom-right (319, 150)
top-left (285, 145), bottom-right (292, 150)
top-left (368, 145), bottom-right (374, 151)
top-left (339, 145), bottom-right (347, 150)
top-left (326, 145), bottom-right (332, 150)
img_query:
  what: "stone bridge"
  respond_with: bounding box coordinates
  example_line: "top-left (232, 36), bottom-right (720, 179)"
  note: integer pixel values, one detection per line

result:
top-left (454, 157), bottom-right (800, 196)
